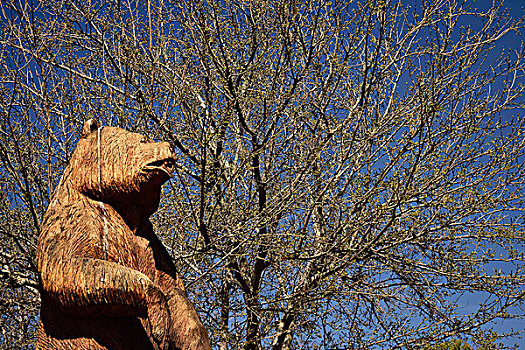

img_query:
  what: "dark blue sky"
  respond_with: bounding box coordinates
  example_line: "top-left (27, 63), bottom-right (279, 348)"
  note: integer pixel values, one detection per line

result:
top-left (505, 0), bottom-right (525, 18)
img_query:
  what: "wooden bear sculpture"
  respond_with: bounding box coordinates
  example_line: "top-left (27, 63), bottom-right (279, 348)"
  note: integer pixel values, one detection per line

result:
top-left (37, 119), bottom-right (211, 350)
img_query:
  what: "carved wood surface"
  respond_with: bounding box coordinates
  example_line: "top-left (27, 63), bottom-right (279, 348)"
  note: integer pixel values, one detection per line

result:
top-left (37, 120), bottom-right (211, 350)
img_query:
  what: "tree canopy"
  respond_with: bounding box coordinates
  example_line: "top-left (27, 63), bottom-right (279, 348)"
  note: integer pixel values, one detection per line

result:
top-left (1, 0), bottom-right (524, 349)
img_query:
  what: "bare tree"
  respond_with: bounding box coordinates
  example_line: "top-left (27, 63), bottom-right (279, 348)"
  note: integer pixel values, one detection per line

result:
top-left (1, 0), bottom-right (524, 349)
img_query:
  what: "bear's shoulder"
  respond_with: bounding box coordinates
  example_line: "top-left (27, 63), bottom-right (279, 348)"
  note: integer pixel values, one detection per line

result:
top-left (39, 197), bottom-right (134, 258)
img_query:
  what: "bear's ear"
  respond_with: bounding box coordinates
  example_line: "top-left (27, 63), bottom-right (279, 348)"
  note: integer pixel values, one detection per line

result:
top-left (81, 118), bottom-right (100, 138)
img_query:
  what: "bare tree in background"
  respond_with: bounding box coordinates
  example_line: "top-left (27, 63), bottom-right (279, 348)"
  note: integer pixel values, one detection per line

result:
top-left (1, 0), bottom-right (525, 349)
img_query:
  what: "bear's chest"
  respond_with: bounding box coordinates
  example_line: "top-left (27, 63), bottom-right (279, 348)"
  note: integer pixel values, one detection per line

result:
top-left (99, 216), bottom-right (157, 282)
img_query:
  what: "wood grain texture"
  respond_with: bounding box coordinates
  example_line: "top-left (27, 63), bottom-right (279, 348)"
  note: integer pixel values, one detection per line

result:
top-left (37, 119), bottom-right (211, 350)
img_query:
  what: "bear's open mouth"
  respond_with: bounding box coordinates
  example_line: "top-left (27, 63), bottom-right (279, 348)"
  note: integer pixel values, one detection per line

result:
top-left (144, 158), bottom-right (176, 177)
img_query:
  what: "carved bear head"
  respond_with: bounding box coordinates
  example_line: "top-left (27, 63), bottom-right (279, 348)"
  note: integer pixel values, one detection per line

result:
top-left (63, 119), bottom-right (176, 217)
